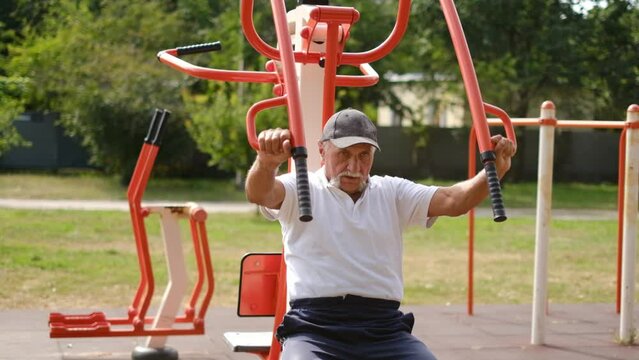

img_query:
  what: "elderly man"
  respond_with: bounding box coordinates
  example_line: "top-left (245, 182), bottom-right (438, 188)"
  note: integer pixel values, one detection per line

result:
top-left (245, 108), bottom-right (516, 360)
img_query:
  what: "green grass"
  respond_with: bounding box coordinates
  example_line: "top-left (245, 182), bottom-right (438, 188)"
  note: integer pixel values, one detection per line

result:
top-left (0, 171), bottom-right (621, 209)
top-left (0, 209), bottom-right (282, 309)
top-left (1, 208), bottom-right (636, 310)
top-left (416, 178), bottom-right (619, 210)
top-left (0, 171), bottom-right (246, 202)
top-left (496, 181), bottom-right (619, 210)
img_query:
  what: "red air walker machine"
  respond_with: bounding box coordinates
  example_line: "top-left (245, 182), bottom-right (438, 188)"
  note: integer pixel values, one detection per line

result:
top-left (49, 1), bottom-right (516, 359)
top-left (49, 109), bottom-right (215, 359)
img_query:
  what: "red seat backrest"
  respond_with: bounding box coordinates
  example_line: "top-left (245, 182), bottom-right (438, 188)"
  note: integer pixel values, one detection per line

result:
top-left (237, 253), bottom-right (282, 317)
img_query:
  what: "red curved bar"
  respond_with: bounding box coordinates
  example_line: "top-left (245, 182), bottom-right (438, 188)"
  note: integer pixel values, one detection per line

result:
top-left (240, 0), bottom-right (411, 67)
top-left (195, 220), bottom-right (215, 321)
top-left (246, 96), bottom-right (288, 150)
top-left (335, 63), bottom-right (379, 87)
top-left (309, 5), bottom-right (360, 24)
top-left (484, 103), bottom-right (517, 146)
top-left (157, 50), bottom-right (279, 84)
top-left (341, 0), bottom-right (412, 65)
top-left (241, 0), bottom-right (281, 61)
top-left (187, 218), bottom-right (205, 317)
top-left (127, 145), bottom-right (158, 323)
top-left (270, 0), bottom-right (306, 148)
top-left (440, 0), bottom-right (492, 153)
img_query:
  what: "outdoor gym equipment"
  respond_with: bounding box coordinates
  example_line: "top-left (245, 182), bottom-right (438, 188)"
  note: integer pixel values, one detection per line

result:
top-left (466, 102), bottom-right (639, 345)
top-left (158, 0), bottom-right (516, 223)
top-left (48, 109), bottom-right (215, 359)
top-left (158, 0), bottom-right (516, 358)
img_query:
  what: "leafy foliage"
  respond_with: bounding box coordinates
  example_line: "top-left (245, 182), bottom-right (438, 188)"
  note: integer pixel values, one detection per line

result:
top-left (585, 0), bottom-right (639, 119)
top-left (181, 0), bottom-right (287, 180)
top-left (0, 76), bottom-right (30, 154)
top-left (1, 0), bottom-right (637, 177)
top-left (7, 0), bottom-right (203, 178)
top-left (410, 0), bottom-right (601, 119)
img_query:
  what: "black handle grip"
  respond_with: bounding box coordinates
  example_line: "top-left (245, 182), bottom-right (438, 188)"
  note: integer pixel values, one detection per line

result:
top-left (144, 109), bottom-right (170, 146)
top-left (292, 147), bottom-right (312, 222)
top-left (481, 151), bottom-right (506, 222)
top-left (176, 41), bottom-right (222, 56)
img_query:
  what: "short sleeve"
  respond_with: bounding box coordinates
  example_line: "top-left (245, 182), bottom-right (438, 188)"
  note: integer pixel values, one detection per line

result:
top-left (260, 172), bottom-right (296, 222)
top-left (386, 176), bottom-right (439, 228)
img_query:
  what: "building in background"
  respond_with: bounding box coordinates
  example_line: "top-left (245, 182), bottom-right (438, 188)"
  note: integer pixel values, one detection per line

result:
top-left (377, 72), bottom-right (465, 128)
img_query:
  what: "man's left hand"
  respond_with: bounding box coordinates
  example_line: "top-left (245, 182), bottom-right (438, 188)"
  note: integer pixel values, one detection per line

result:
top-left (491, 135), bottom-right (517, 179)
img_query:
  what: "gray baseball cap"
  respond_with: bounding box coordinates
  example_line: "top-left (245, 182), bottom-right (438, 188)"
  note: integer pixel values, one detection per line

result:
top-left (320, 109), bottom-right (380, 150)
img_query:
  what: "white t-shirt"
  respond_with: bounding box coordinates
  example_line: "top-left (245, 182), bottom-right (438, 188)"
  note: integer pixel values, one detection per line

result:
top-left (261, 167), bottom-right (438, 302)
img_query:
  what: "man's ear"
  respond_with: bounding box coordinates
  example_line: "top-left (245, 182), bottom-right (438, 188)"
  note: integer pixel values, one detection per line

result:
top-left (318, 141), bottom-right (326, 166)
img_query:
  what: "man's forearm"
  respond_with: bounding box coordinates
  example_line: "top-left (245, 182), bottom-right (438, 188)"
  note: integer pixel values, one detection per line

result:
top-left (245, 158), bottom-right (282, 207)
top-left (450, 170), bottom-right (490, 214)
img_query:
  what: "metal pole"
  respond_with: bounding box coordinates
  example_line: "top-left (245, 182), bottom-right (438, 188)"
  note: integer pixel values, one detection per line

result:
top-left (145, 208), bottom-right (189, 349)
top-left (619, 104), bottom-right (639, 344)
top-left (289, 4), bottom-right (326, 170)
top-left (133, 207), bottom-right (188, 360)
top-left (531, 101), bottom-right (556, 345)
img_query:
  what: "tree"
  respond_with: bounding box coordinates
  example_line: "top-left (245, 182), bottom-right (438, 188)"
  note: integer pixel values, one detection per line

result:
top-left (0, 0), bottom-right (40, 155)
top-left (8, 0), bottom-right (205, 179)
top-left (183, 0), bottom-right (423, 181)
top-left (586, 0), bottom-right (639, 119)
top-left (183, 0), bottom-right (289, 184)
top-left (409, 0), bottom-right (598, 120)
top-left (0, 76), bottom-right (30, 155)
top-left (5, 0), bottom-right (637, 180)
top-left (335, 0), bottom-right (417, 116)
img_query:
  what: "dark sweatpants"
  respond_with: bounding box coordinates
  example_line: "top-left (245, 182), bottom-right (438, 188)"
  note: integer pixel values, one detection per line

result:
top-left (276, 295), bottom-right (438, 360)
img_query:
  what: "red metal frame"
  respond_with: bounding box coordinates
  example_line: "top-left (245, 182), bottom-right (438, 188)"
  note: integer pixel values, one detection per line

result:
top-left (49, 111), bottom-right (215, 338)
top-left (239, 0), bottom-right (411, 67)
top-left (440, 0), bottom-right (517, 222)
top-left (308, 6), bottom-right (359, 121)
top-left (269, 0), bottom-right (304, 148)
top-left (441, 0), bottom-right (492, 153)
top-left (157, 1), bottom-right (407, 144)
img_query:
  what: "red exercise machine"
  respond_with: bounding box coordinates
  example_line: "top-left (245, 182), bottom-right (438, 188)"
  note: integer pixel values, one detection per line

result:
top-left (48, 109), bottom-right (215, 359)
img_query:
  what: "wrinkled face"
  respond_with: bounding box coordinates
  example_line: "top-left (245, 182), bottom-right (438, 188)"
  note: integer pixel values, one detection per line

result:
top-left (320, 141), bottom-right (375, 195)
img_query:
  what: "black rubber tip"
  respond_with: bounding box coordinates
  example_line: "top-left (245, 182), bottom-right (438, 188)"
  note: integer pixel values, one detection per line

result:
top-left (292, 147), bottom-right (312, 222)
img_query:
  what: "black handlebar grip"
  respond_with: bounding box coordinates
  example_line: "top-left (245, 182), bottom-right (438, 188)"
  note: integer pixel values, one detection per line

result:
top-left (292, 147), bottom-right (313, 222)
top-left (176, 41), bottom-right (222, 56)
top-left (144, 109), bottom-right (170, 146)
top-left (480, 151), bottom-right (506, 222)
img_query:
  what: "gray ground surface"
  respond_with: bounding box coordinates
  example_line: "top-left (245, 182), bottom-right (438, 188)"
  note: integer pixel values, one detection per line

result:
top-left (2, 304), bottom-right (637, 360)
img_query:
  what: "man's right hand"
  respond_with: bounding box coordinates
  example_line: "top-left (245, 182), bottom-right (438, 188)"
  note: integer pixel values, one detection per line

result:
top-left (246, 128), bottom-right (290, 208)
top-left (257, 128), bottom-right (292, 168)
